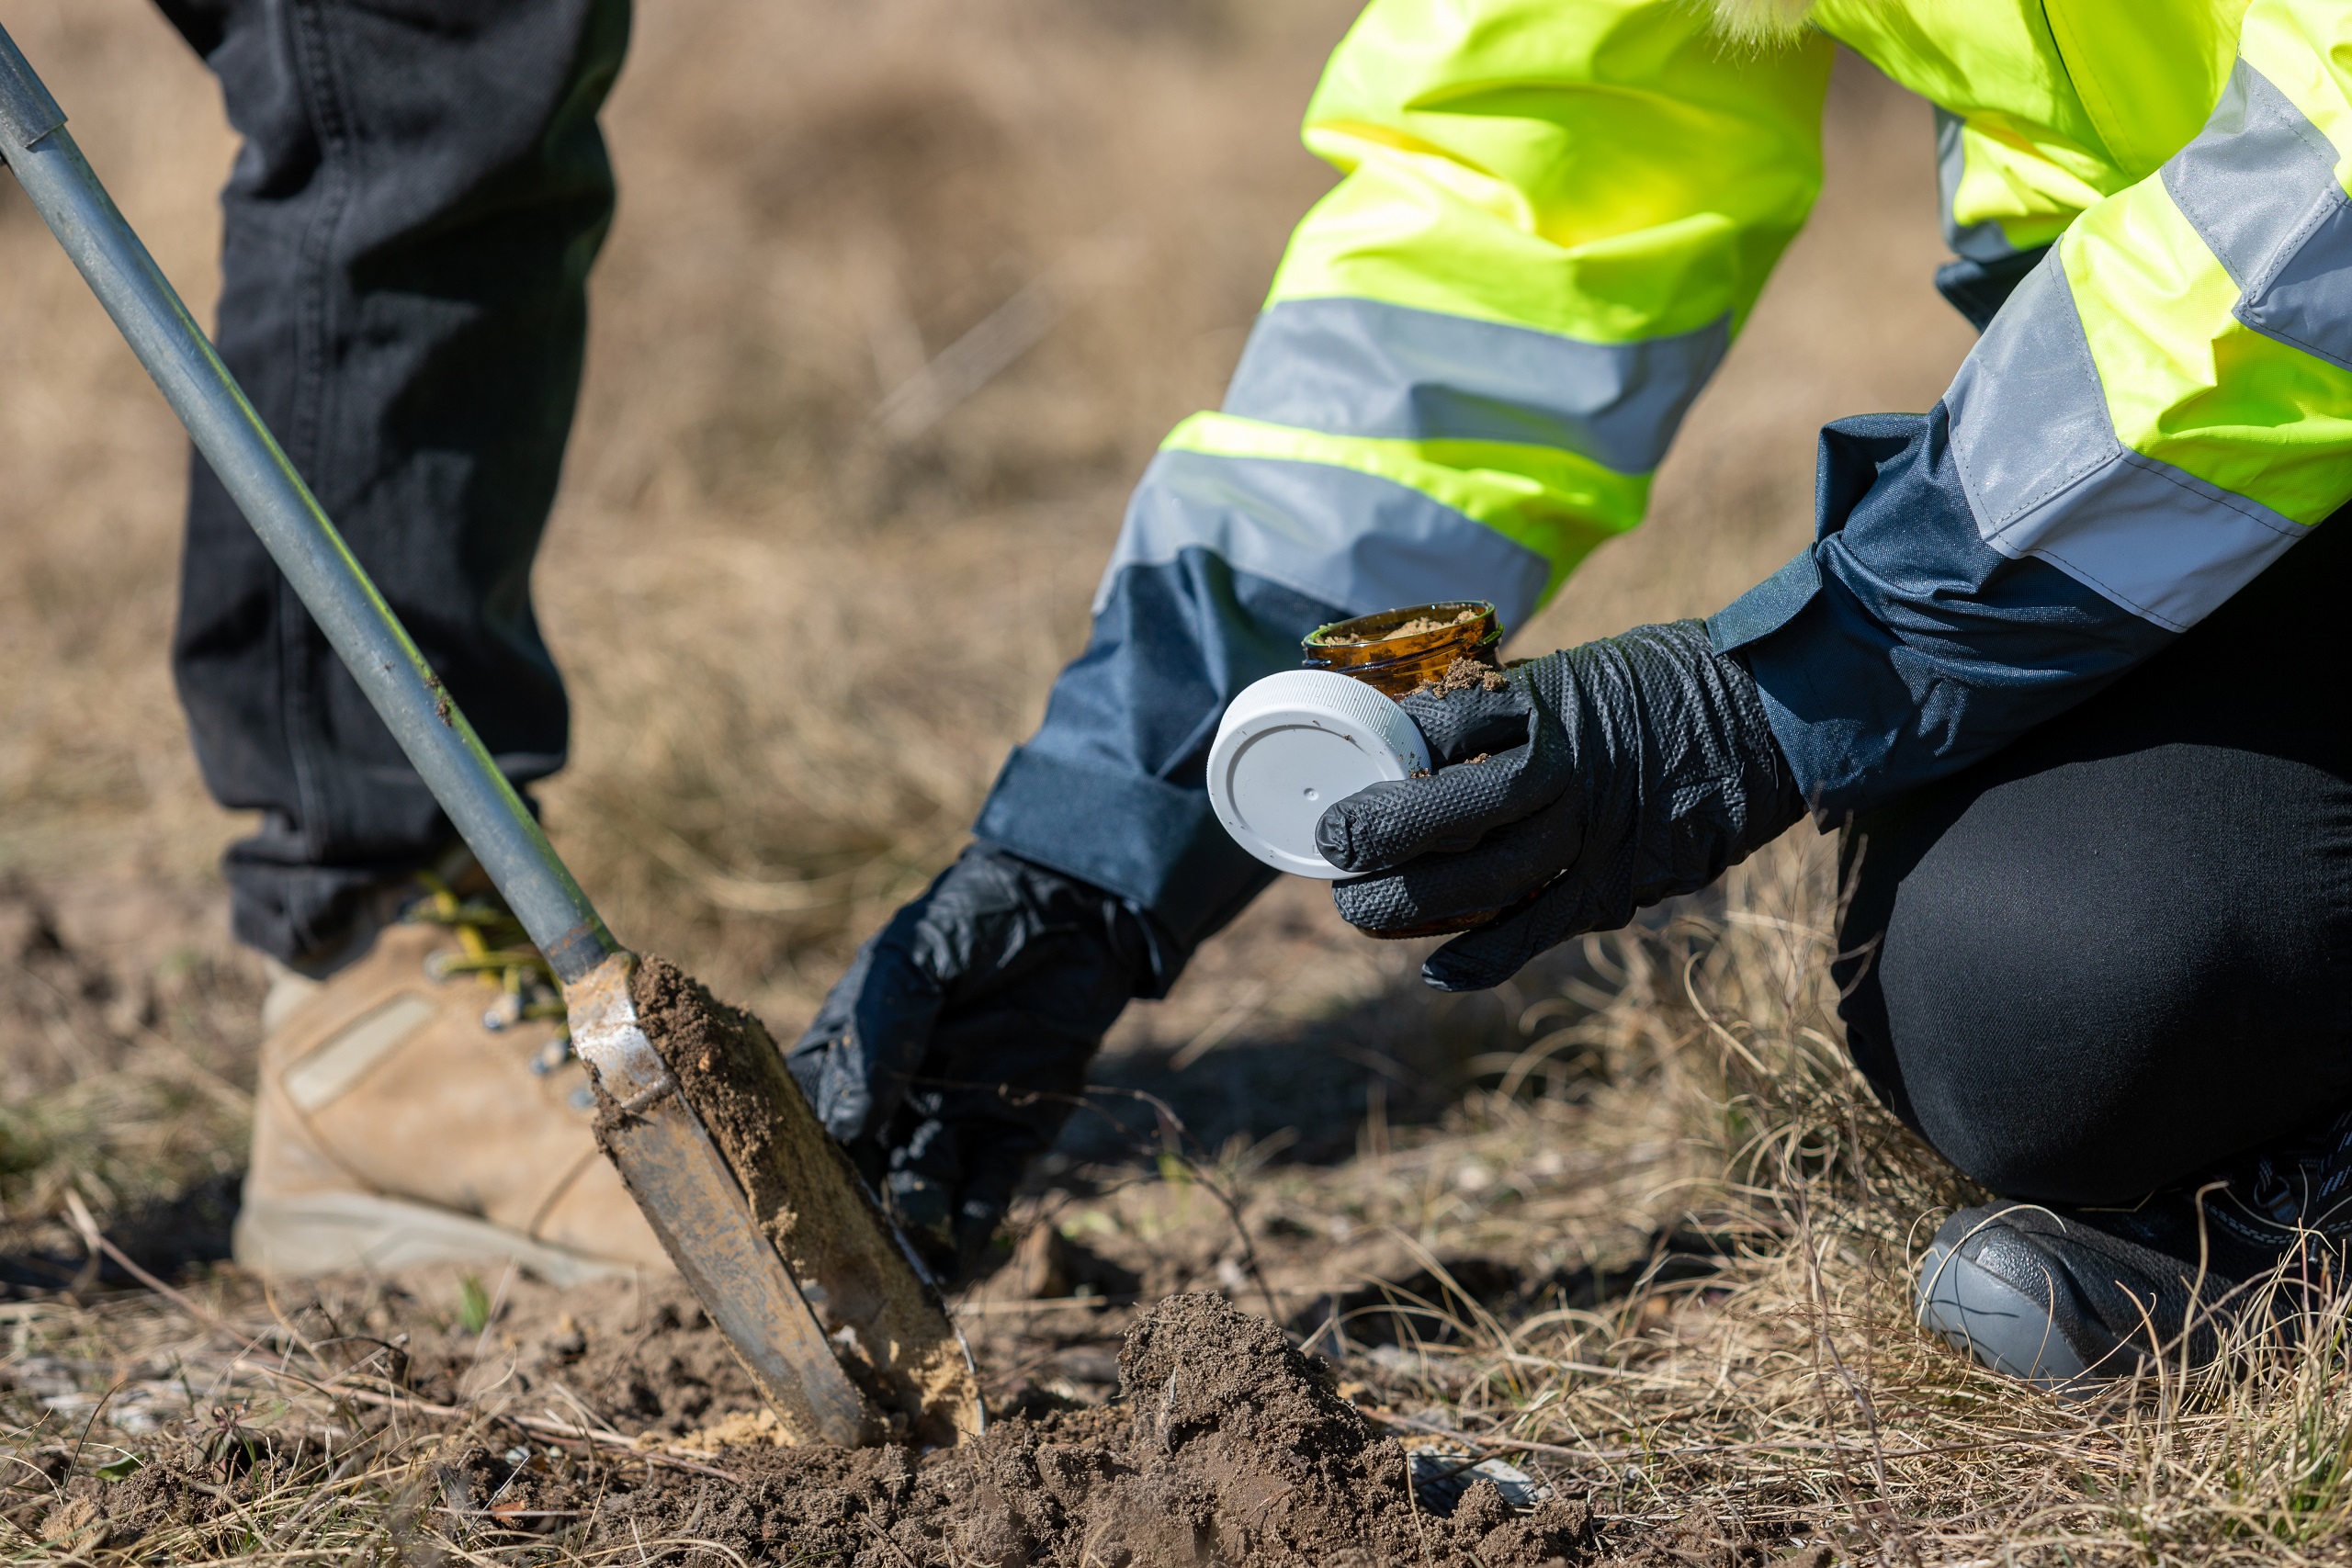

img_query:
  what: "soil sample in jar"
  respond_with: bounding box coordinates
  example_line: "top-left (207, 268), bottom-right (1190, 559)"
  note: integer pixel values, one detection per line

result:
top-left (1300, 601), bottom-right (1500, 696)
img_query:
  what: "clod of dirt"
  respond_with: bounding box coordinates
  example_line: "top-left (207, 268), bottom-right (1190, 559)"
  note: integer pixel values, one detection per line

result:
top-left (37, 1495), bottom-right (99, 1547)
top-left (616, 953), bottom-right (980, 1444)
top-left (1416, 657), bottom-right (1510, 697)
top-left (590, 1293), bottom-right (1594, 1566)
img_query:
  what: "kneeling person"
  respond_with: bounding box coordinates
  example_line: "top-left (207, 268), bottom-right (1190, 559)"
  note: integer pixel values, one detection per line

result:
top-left (799, 0), bottom-right (2352, 1385)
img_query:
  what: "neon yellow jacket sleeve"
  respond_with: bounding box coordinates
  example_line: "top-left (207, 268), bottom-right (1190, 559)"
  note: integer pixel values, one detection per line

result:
top-left (1915, 0), bottom-right (2352, 636)
top-left (981, 0), bottom-right (1833, 925)
top-left (1713, 0), bottom-right (2352, 814)
top-left (1095, 0), bottom-right (1835, 633)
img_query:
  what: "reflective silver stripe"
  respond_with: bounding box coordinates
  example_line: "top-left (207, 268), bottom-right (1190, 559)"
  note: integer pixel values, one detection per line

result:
top-left (1946, 253), bottom-right (2306, 633)
top-left (1936, 107), bottom-right (2025, 264)
top-left (1219, 297), bottom-right (1725, 475)
top-left (1094, 447), bottom-right (1552, 628)
top-left (2163, 59), bottom-right (2352, 372)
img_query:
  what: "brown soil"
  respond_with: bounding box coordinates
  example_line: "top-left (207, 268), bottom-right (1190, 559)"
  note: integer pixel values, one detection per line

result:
top-left (473, 1278), bottom-right (765, 1434)
top-left (1417, 658), bottom-right (1510, 697)
top-left (10, 1256), bottom-right (1810, 1568)
top-left (616, 954), bottom-right (981, 1443)
top-left (20, 1293), bottom-right (1647, 1564)
top-left (585, 1293), bottom-right (1594, 1566)
top-left (26, 1441), bottom-right (288, 1554)
top-left (1377, 608), bottom-right (1481, 641)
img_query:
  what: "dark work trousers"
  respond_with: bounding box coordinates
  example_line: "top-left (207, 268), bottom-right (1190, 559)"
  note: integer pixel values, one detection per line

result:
top-left (153, 0), bottom-right (630, 973)
top-left (1836, 510), bottom-right (2352, 1207)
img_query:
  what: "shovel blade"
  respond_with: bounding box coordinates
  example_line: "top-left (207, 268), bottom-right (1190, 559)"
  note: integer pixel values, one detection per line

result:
top-left (566, 953), bottom-right (878, 1448)
top-left (628, 954), bottom-right (986, 1446)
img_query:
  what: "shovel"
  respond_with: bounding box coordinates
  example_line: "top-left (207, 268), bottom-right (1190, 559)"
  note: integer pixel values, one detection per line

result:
top-left (0, 26), bottom-right (980, 1448)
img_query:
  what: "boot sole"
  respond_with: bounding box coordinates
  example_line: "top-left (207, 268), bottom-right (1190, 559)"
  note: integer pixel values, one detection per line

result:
top-left (234, 1190), bottom-right (646, 1288)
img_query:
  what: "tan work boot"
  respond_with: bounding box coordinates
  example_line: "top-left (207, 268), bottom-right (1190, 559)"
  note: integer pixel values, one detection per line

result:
top-left (233, 881), bottom-right (673, 1284)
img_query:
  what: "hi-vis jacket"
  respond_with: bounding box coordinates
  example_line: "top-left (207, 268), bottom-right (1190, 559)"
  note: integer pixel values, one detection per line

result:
top-left (975, 0), bottom-right (2348, 946)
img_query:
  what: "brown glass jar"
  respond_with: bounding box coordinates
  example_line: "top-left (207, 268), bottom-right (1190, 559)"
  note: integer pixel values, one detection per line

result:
top-left (1298, 601), bottom-right (1506, 937)
top-left (1298, 601), bottom-right (1501, 697)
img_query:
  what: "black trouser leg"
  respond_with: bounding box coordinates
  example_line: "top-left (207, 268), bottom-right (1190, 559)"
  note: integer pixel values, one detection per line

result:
top-left (1836, 513), bottom-right (2352, 1206)
top-left (154, 0), bottom-right (630, 972)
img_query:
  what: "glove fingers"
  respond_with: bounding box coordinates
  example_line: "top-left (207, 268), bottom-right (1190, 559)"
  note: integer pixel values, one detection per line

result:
top-left (882, 1112), bottom-right (1045, 1284)
top-left (1330, 807), bottom-right (1584, 934)
top-left (804, 844), bottom-right (1160, 1283)
top-left (1419, 850), bottom-right (1631, 991)
top-left (785, 938), bottom-right (873, 1104)
top-left (1397, 680), bottom-right (1536, 763)
top-left (1316, 731), bottom-right (1571, 873)
top-left (786, 933), bottom-right (946, 1144)
top-left (880, 1113), bottom-right (966, 1278)
top-left (947, 1123), bottom-right (1040, 1280)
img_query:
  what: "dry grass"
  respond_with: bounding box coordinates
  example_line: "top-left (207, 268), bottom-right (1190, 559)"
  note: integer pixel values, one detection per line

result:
top-left (6, 844), bottom-right (2352, 1562)
top-left (1316, 840), bottom-right (2352, 1565)
top-left (0, 0), bottom-right (2333, 1561)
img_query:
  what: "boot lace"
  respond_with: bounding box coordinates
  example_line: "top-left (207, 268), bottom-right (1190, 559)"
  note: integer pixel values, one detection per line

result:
top-left (2243, 1103), bottom-right (2352, 1235)
top-left (403, 872), bottom-right (571, 1067)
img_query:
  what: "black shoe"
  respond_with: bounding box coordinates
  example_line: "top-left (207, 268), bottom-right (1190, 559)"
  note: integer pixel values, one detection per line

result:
top-left (1917, 1110), bottom-right (2352, 1388)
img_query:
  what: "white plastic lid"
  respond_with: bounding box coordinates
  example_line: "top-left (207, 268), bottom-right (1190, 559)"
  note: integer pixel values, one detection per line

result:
top-left (1206, 669), bottom-right (1431, 879)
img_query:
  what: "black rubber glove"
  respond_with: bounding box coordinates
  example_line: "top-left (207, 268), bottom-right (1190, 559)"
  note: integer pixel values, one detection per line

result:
top-left (786, 843), bottom-right (1174, 1280)
top-left (1315, 619), bottom-right (1806, 992)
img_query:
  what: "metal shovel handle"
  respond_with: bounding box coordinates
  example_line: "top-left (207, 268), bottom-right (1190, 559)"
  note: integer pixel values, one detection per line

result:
top-left (0, 26), bottom-right (616, 984)
top-left (0, 28), bottom-right (952, 1450)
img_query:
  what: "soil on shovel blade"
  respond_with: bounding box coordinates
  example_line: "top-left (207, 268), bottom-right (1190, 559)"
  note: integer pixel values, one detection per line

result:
top-left (580, 1292), bottom-right (1594, 1566)
top-left (595, 953), bottom-right (981, 1443)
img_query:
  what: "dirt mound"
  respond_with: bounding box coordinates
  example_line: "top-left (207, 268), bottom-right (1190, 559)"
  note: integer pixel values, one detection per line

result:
top-left (590, 1292), bottom-right (1590, 1565)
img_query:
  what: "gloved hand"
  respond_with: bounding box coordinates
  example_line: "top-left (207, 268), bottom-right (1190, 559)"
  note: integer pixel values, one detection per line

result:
top-left (1314, 619), bottom-right (1806, 991)
top-left (786, 843), bottom-right (1174, 1280)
